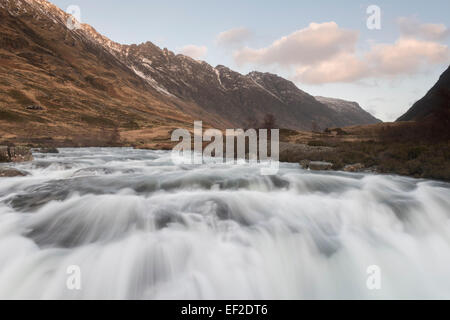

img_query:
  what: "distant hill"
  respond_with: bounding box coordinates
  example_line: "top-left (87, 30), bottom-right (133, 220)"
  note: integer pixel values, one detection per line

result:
top-left (315, 96), bottom-right (381, 126)
top-left (397, 65), bottom-right (450, 122)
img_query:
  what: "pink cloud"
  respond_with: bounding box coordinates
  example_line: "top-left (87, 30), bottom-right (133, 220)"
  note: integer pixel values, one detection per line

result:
top-left (294, 53), bottom-right (368, 84)
top-left (397, 17), bottom-right (450, 41)
top-left (234, 22), bottom-right (359, 66)
top-left (233, 22), bottom-right (450, 84)
top-left (216, 27), bottom-right (252, 47)
top-left (179, 45), bottom-right (208, 60)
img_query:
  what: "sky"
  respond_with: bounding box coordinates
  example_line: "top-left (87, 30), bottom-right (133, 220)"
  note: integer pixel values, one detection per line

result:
top-left (48, 0), bottom-right (450, 121)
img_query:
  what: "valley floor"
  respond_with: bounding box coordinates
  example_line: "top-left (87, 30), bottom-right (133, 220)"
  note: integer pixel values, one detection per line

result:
top-left (1, 121), bottom-right (449, 182)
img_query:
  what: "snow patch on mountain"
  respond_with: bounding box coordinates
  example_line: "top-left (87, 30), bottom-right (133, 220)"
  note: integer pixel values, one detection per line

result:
top-left (131, 66), bottom-right (175, 98)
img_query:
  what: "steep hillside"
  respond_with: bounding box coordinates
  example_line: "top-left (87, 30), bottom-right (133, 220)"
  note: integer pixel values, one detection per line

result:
top-left (0, 0), bottom-right (201, 146)
top-left (0, 0), bottom-right (380, 148)
top-left (397, 65), bottom-right (450, 122)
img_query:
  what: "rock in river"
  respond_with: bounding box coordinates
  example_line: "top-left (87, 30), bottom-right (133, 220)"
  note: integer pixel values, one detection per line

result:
top-left (0, 146), bottom-right (33, 162)
top-left (308, 161), bottom-right (333, 171)
top-left (0, 167), bottom-right (29, 177)
top-left (343, 163), bottom-right (365, 172)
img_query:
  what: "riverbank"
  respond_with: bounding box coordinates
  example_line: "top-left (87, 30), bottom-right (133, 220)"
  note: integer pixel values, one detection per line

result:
top-left (1, 120), bottom-right (448, 182)
top-left (278, 121), bottom-right (450, 182)
top-left (278, 140), bottom-right (450, 182)
top-left (2, 141), bottom-right (448, 182)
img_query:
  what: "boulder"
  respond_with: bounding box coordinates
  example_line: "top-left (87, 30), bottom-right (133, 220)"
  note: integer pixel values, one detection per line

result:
top-left (0, 146), bottom-right (33, 162)
top-left (9, 146), bottom-right (34, 162)
top-left (0, 167), bottom-right (29, 177)
top-left (308, 161), bottom-right (333, 171)
top-left (299, 160), bottom-right (310, 169)
top-left (343, 163), bottom-right (365, 172)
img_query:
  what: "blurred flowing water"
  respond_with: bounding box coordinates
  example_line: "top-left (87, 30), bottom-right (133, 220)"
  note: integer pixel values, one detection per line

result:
top-left (0, 148), bottom-right (449, 299)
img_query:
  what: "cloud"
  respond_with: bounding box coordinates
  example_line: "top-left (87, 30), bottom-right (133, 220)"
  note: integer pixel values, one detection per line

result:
top-left (367, 38), bottom-right (449, 76)
top-left (216, 27), bottom-right (251, 47)
top-left (398, 17), bottom-right (450, 41)
top-left (178, 45), bottom-right (208, 60)
top-left (294, 53), bottom-right (367, 84)
top-left (234, 22), bottom-right (359, 66)
top-left (295, 38), bottom-right (449, 84)
top-left (233, 21), bottom-right (450, 84)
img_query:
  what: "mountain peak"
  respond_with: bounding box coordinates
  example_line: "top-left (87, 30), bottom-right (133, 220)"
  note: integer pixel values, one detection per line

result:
top-left (1, 0), bottom-right (382, 134)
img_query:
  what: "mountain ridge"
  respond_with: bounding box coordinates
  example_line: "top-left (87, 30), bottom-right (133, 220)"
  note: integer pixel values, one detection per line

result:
top-left (0, 0), bottom-right (380, 147)
top-left (397, 65), bottom-right (450, 122)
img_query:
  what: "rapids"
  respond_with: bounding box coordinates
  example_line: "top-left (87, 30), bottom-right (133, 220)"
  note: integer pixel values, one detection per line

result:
top-left (0, 148), bottom-right (449, 299)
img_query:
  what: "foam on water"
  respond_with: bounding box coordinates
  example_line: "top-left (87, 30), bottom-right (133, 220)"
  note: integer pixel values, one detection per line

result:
top-left (0, 148), bottom-right (449, 299)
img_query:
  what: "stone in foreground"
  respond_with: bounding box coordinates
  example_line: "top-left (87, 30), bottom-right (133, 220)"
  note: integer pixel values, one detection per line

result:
top-left (308, 161), bottom-right (333, 171)
top-left (343, 163), bottom-right (365, 172)
top-left (0, 146), bottom-right (33, 163)
top-left (0, 168), bottom-right (29, 177)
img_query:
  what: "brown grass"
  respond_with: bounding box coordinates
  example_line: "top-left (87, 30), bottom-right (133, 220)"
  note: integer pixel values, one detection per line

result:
top-left (280, 119), bottom-right (450, 181)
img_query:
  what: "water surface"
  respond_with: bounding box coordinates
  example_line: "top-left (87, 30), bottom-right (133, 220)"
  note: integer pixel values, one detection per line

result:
top-left (0, 148), bottom-right (449, 299)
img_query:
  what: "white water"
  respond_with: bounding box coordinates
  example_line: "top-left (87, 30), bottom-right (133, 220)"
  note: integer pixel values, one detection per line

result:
top-left (0, 148), bottom-right (449, 299)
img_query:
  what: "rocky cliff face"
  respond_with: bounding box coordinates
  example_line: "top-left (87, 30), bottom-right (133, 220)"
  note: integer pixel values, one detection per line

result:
top-left (0, 0), bottom-right (380, 146)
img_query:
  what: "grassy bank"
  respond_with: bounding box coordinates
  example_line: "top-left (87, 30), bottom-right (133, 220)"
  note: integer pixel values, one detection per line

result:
top-left (279, 119), bottom-right (450, 181)
top-left (2, 119), bottom-right (449, 182)
top-left (280, 140), bottom-right (450, 181)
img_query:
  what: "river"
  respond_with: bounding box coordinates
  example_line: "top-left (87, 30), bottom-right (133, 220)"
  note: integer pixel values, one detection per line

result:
top-left (0, 148), bottom-right (449, 299)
